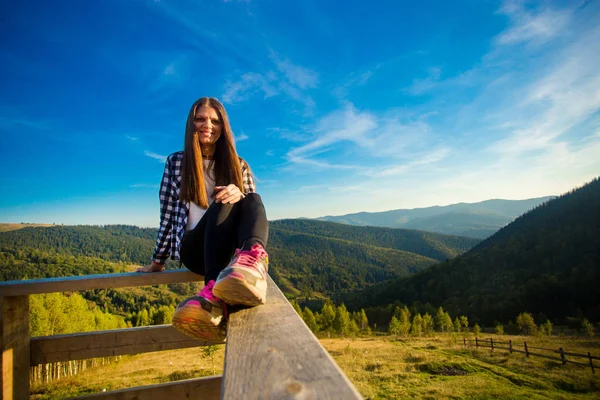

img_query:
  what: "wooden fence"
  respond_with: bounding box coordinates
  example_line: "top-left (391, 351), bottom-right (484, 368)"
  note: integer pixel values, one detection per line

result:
top-left (464, 337), bottom-right (598, 374)
top-left (0, 270), bottom-right (363, 399)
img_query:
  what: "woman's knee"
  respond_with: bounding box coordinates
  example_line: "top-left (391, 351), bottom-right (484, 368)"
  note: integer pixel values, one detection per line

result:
top-left (242, 193), bottom-right (265, 211)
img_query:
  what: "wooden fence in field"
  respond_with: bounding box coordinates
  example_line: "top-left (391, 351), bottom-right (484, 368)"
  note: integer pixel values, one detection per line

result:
top-left (0, 270), bottom-right (362, 400)
top-left (464, 337), bottom-right (598, 374)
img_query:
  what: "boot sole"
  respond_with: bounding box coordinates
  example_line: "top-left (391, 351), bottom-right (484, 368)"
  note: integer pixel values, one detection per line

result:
top-left (213, 274), bottom-right (266, 307)
top-left (172, 303), bottom-right (226, 343)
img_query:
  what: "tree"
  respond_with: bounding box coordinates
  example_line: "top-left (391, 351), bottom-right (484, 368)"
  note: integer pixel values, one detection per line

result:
top-left (333, 304), bottom-right (352, 335)
top-left (495, 324), bottom-right (504, 335)
top-left (290, 300), bottom-right (302, 316)
top-left (473, 323), bottom-right (481, 337)
top-left (389, 316), bottom-right (401, 339)
top-left (302, 307), bottom-right (318, 333)
top-left (357, 309), bottom-right (370, 333)
top-left (153, 305), bottom-right (175, 325)
top-left (516, 312), bottom-right (537, 336)
top-left (453, 317), bottom-right (461, 333)
top-left (444, 312), bottom-right (454, 333)
top-left (348, 319), bottom-right (360, 337)
top-left (459, 316), bottom-right (469, 333)
top-left (422, 313), bottom-right (434, 336)
top-left (30, 294), bottom-right (51, 336)
top-left (319, 302), bottom-right (336, 335)
top-left (539, 320), bottom-right (553, 336)
top-left (411, 313), bottom-right (423, 336)
top-left (137, 309), bottom-right (150, 327)
top-left (201, 345), bottom-right (219, 375)
top-left (435, 307), bottom-right (449, 332)
top-left (398, 306), bottom-right (411, 336)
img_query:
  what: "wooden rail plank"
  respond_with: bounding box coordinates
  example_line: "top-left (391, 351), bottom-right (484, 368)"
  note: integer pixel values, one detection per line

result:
top-left (527, 351), bottom-right (561, 361)
top-left (31, 325), bottom-right (216, 364)
top-left (0, 269), bottom-right (203, 297)
top-left (527, 345), bottom-right (554, 352)
top-left (1, 296), bottom-right (30, 400)
top-left (222, 275), bottom-right (362, 400)
top-left (559, 350), bottom-right (595, 359)
top-left (566, 360), bottom-right (591, 367)
top-left (71, 375), bottom-right (222, 400)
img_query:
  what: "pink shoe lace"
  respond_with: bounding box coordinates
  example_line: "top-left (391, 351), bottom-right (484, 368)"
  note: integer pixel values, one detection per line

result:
top-left (199, 280), bottom-right (219, 302)
top-left (232, 244), bottom-right (268, 269)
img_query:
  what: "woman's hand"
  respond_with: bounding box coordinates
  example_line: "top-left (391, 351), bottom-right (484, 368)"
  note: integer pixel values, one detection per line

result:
top-left (136, 261), bottom-right (165, 273)
top-left (214, 184), bottom-right (244, 204)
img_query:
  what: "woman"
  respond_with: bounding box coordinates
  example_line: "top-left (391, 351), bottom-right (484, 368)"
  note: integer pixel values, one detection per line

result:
top-left (137, 97), bottom-right (269, 343)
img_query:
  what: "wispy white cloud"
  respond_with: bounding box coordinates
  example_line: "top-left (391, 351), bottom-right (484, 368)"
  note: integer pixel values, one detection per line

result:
top-left (489, 26), bottom-right (600, 156)
top-left (144, 151), bottom-right (167, 163)
top-left (284, 104), bottom-right (448, 176)
top-left (332, 70), bottom-right (373, 98)
top-left (222, 72), bottom-right (277, 103)
top-left (235, 132), bottom-right (249, 142)
top-left (221, 55), bottom-right (317, 109)
top-left (495, 1), bottom-right (572, 45)
top-left (405, 66), bottom-right (442, 95)
top-left (125, 135), bottom-right (139, 141)
top-left (272, 56), bottom-right (318, 89)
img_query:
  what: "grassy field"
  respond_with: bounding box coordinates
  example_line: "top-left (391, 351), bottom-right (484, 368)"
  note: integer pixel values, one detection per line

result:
top-left (31, 334), bottom-right (600, 399)
top-left (0, 223), bottom-right (53, 233)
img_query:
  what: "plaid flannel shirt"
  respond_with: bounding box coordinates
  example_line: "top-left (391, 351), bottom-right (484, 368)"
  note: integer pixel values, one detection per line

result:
top-left (151, 151), bottom-right (256, 264)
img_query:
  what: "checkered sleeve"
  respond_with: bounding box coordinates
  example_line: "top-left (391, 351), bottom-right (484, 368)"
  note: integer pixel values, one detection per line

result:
top-left (152, 156), bottom-right (175, 264)
top-left (240, 158), bottom-right (256, 194)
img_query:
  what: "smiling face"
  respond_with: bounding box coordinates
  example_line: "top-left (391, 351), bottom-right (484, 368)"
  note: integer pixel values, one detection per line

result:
top-left (193, 106), bottom-right (222, 147)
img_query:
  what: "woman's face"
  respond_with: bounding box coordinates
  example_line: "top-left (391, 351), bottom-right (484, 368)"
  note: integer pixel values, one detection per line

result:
top-left (193, 106), bottom-right (222, 146)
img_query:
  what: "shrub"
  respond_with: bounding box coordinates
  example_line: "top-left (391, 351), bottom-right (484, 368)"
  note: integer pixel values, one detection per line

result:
top-left (516, 312), bottom-right (537, 336)
top-left (495, 325), bottom-right (504, 335)
top-left (582, 318), bottom-right (595, 338)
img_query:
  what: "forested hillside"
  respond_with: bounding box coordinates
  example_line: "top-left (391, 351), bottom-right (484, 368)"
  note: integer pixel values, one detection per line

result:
top-left (340, 178), bottom-right (600, 325)
top-left (270, 219), bottom-right (479, 260)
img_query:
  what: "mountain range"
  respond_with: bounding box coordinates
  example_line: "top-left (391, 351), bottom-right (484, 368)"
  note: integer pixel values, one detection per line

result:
top-left (316, 197), bottom-right (554, 239)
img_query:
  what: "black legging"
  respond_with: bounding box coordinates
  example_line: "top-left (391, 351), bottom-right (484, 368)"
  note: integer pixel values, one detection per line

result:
top-left (179, 193), bottom-right (269, 283)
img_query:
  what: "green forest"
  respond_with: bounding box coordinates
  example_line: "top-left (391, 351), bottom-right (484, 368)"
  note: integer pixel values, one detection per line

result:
top-left (340, 177), bottom-right (600, 326)
top-left (0, 218), bottom-right (475, 318)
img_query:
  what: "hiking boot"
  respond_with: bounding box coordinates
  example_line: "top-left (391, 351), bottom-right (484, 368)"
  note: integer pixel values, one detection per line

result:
top-left (172, 280), bottom-right (227, 343)
top-left (213, 244), bottom-right (269, 306)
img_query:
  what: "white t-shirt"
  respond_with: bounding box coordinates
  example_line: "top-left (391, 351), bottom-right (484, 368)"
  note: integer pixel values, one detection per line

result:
top-left (186, 159), bottom-right (216, 231)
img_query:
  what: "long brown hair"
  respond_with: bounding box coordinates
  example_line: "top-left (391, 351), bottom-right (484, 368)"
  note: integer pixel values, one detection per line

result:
top-left (180, 97), bottom-right (244, 208)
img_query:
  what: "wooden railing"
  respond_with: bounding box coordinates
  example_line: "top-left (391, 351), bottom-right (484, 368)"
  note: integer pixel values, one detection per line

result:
top-left (464, 337), bottom-right (598, 374)
top-left (1, 270), bottom-right (362, 399)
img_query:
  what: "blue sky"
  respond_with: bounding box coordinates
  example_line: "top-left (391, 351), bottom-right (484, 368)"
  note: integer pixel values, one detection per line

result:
top-left (1, 0), bottom-right (599, 226)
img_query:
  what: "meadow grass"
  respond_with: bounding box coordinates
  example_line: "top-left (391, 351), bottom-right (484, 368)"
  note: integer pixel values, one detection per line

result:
top-left (323, 334), bottom-right (600, 400)
top-left (30, 334), bottom-right (600, 399)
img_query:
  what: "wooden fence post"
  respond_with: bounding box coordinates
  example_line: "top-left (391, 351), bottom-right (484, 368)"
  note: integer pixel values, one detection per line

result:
top-left (463, 337), bottom-right (466, 346)
top-left (589, 352), bottom-right (595, 374)
top-left (475, 337), bottom-right (478, 348)
top-left (524, 341), bottom-right (529, 357)
top-left (559, 348), bottom-right (566, 365)
top-left (491, 338), bottom-right (494, 351)
top-left (1, 295), bottom-right (31, 400)
top-left (509, 340), bottom-right (512, 353)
